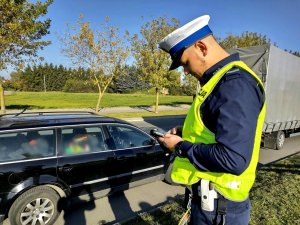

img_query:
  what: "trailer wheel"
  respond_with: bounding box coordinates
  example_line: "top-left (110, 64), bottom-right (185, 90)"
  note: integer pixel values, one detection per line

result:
top-left (276, 131), bottom-right (285, 150)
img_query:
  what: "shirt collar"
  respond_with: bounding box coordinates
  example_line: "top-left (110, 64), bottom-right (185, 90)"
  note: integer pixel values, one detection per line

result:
top-left (200, 53), bottom-right (240, 85)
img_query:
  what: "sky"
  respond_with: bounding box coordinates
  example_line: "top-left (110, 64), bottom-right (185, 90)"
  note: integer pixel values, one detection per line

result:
top-left (3, 0), bottom-right (300, 78)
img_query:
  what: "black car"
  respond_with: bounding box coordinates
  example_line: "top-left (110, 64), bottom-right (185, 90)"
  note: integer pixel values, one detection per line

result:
top-left (0, 111), bottom-right (169, 225)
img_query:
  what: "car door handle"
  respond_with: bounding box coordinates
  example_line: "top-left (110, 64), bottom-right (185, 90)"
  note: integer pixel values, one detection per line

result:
top-left (116, 156), bottom-right (126, 160)
top-left (59, 165), bottom-right (73, 173)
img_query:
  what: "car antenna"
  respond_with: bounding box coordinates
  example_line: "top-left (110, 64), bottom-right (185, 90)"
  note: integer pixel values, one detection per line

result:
top-left (13, 107), bottom-right (29, 117)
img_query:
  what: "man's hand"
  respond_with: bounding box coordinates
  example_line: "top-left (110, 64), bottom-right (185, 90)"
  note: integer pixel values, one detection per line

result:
top-left (158, 133), bottom-right (183, 151)
top-left (168, 126), bottom-right (183, 137)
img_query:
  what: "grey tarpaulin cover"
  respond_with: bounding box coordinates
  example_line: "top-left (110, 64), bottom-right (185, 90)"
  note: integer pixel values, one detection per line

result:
top-left (228, 44), bottom-right (300, 132)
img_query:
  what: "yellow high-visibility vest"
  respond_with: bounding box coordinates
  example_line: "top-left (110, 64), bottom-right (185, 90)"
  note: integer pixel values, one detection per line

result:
top-left (171, 61), bottom-right (266, 201)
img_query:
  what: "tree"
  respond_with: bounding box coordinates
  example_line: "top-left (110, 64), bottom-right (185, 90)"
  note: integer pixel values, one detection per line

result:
top-left (130, 17), bottom-right (179, 113)
top-left (0, 0), bottom-right (52, 70)
top-left (60, 15), bottom-right (129, 112)
top-left (9, 71), bottom-right (24, 90)
top-left (109, 65), bottom-right (151, 93)
top-left (182, 74), bottom-right (198, 96)
top-left (164, 70), bottom-right (182, 95)
top-left (21, 65), bottom-right (42, 91)
top-left (218, 31), bottom-right (271, 49)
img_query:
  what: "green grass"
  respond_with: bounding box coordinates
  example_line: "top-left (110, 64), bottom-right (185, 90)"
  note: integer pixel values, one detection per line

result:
top-left (249, 154), bottom-right (300, 225)
top-left (122, 200), bottom-right (186, 225)
top-left (123, 153), bottom-right (300, 225)
top-left (5, 92), bottom-right (193, 109)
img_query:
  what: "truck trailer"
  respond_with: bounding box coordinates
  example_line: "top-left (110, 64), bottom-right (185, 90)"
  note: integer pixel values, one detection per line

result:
top-left (228, 44), bottom-right (300, 150)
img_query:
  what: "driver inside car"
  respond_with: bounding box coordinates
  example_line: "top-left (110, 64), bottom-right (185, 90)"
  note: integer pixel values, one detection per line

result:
top-left (65, 128), bottom-right (90, 155)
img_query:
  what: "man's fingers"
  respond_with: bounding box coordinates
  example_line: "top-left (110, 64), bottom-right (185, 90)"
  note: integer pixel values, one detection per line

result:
top-left (167, 128), bottom-right (177, 135)
top-left (158, 137), bottom-right (164, 142)
top-left (164, 133), bottom-right (173, 138)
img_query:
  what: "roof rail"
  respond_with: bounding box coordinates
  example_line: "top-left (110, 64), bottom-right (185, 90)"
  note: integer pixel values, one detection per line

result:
top-left (0, 111), bottom-right (99, 118)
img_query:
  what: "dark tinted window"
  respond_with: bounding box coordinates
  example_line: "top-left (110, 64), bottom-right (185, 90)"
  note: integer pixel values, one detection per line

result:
top-left (107, 125), bottom-right (153, 149)
top-left (0, 129), bottom-right (55, 162)
top-left (62, 126), bottom-right (107, 155)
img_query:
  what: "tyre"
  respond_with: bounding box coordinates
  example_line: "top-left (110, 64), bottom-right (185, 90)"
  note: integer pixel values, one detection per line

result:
top-left (276, 130), bottom-right (285, 150)
top-left (8, 186), bottom-right (60, 225)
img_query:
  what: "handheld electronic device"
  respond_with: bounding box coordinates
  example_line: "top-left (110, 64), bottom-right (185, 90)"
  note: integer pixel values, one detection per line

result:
top-left (150, 129), bottom-right (165, 138)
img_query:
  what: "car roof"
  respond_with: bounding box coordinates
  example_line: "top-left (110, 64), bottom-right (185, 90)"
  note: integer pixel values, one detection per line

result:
top-left (0, 112), bottom-right (130, 130)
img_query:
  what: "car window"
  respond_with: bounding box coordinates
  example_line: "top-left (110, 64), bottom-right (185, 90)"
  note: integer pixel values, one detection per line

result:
top-left (0, 129), bottom-right (55, 162)
top-left (62, 126), bottom-right (107, 155)
top-left (107, 125), bottom-right (153, 149)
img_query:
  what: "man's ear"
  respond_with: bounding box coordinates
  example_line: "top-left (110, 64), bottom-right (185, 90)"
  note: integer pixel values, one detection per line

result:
top-left (194, 40), bottom-right (207, 56)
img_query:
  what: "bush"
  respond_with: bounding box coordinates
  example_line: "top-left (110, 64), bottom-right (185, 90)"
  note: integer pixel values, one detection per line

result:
top-left (168, 85), bottom-right (184, 96)
top-left (63, 79), bottom-right (97, 93)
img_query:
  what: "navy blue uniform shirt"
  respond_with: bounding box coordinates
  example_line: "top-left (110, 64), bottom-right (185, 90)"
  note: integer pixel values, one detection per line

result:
top-left (178, 54), bottom-right (264, 175)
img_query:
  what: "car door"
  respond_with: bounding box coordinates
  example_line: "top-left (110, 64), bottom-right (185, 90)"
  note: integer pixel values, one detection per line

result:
top-left (105, 124), bottom-right (167, 188)
top-left (56, 125), bottom-right (117, 199)
top-left (0, 128), bottom-right (57, 196)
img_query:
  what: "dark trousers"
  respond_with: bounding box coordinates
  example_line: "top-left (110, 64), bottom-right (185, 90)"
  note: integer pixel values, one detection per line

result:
top-left (189, 196), bottom-right (251, 225)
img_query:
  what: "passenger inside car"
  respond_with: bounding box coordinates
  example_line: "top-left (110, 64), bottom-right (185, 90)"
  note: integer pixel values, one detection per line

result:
top-left (8, 131), bottom-right (50, 159)
top-left (22, 131), bottom-right (49, 158)
top-left (65, 128), bottom-right (91, 155)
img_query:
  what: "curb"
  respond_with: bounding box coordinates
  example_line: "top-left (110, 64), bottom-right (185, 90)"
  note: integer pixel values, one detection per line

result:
top-left (123, 115), bottom-right (186, 122)
top-left (4, 105), bottom-right (190, 115)
top-left (123, 117), bottom-right (145, 122)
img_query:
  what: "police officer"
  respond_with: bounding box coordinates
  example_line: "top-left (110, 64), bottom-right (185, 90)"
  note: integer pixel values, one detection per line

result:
top-left (158, 15), bottom-right (266, 225)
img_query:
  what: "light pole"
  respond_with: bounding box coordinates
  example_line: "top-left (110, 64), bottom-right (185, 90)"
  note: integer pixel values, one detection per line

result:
top-left (43, 73), bottom-right (47, 92)
top-left (44, 74), bottom-right (47, 92)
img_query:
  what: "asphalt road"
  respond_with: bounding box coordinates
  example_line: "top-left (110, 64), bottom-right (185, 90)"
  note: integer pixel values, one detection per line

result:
top-left (3, 116), bottom-right (300, 225)
top-left (54, 181), bottom-right (185, 225)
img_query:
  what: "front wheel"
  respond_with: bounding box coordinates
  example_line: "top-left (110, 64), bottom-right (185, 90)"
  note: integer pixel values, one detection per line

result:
top-left (9, 186), bottom-right (60, 225)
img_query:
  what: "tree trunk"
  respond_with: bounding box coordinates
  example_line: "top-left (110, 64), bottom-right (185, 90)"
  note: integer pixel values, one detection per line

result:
top-left (155, 87), bottom-right (159, 113)
top-left (0, 84), bottom-right (5, 115)
top-left (96, 91), bottom-right (103, 113)
top-left (95, 79), bottom-right (103, 113)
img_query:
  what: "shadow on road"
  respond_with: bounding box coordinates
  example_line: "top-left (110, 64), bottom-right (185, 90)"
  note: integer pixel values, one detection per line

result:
top-left (62, 192), bottom-right (96, 225)
top-left (130, 106), bottom-right (153, 112)
top-left (105, 192), bottom-right (134, 225)
top-left (259, 163), bottom-right (300, 174)
top-left (121, 195), bottom-right (184, 225)
top-left (5, 104), bottom-right (43, 110)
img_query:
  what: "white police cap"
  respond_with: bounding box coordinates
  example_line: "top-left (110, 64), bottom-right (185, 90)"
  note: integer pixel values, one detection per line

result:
top-left (158, 15), bottom-right (212, 70)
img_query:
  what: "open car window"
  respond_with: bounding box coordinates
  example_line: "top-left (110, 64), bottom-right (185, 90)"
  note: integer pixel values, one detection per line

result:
top-left (107, 124), bottom-right (153, 150)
